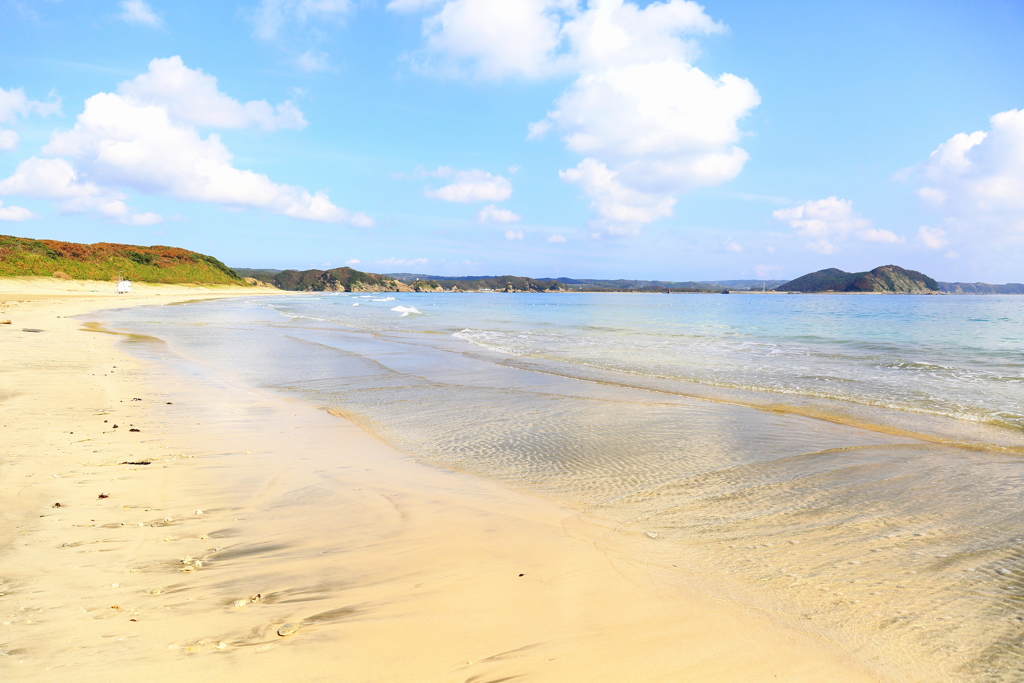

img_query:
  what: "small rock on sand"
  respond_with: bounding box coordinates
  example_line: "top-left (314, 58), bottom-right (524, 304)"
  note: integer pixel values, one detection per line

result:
top-left (277, 623), bottom-right (300, 637)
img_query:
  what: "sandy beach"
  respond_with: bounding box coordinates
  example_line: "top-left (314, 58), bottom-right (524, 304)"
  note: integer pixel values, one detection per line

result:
top-left (0, 278), bottom-right (886, 682)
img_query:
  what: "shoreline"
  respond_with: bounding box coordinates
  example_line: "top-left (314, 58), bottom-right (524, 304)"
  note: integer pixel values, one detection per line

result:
top-left (1, 281), bottom-right (885, 682)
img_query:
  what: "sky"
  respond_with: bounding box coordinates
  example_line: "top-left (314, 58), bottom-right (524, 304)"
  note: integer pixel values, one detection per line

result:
top-left (0, 0), bottom-right (1022, 282)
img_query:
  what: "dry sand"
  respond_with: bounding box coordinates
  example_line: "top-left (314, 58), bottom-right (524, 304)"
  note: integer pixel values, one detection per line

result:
top-left (1, 277), bottom-right (885, 682)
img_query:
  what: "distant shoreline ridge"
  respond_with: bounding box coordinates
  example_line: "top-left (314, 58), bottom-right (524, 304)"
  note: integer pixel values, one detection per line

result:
top-left (2, 235), bottom-right (1020, 294)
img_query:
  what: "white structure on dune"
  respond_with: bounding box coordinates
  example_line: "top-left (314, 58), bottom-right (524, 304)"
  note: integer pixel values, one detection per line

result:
top-left (116, 277), bottom-right (132, 294)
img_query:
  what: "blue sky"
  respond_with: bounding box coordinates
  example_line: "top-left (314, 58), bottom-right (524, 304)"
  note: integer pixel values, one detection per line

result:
top-left (1, 0), bottom-right (1022, 282)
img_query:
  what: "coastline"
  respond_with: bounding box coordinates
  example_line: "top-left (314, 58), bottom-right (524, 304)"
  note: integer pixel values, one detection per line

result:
top-left (1, 280), bottom-right (884, 682)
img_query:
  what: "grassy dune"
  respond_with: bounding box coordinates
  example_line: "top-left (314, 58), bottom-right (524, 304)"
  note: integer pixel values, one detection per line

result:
top-left (0, 234), bottom-right (246, 285)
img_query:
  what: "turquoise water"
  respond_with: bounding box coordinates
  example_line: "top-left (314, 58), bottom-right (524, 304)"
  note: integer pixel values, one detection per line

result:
top-left (102, 292), bottom-right (1024, 682)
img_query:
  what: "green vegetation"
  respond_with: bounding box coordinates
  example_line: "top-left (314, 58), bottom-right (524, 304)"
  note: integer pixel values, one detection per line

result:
top-left (0, 234), bottom-right (245, 284)
top-left (430, 275), bottom-right (564, 292)
top-left (244, 266), bottom-right (405, 292)
top-left (776, 265), bottom-right (940, 293)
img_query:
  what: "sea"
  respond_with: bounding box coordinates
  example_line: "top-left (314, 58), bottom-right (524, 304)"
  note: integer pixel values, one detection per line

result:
top-left (100, 291), bottom-right (1024, 682)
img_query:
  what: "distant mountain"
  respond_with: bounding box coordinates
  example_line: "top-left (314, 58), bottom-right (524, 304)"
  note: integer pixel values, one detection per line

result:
top-left (938, 282), bottom-right (1024, 294)
top-left (384, 273), bottom-right (786, 292)
top-left (776, 265), bottom-right (940, 293)
top-left (0, 234), bottom-right (245, 285)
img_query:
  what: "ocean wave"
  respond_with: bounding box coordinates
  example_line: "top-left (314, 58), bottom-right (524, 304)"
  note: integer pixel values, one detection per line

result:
top-left (392, 306), bottom-right (422, 317)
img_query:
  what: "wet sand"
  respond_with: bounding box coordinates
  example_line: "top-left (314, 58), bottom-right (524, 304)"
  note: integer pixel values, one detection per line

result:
top-left (1, 278), bottom-right (884, 682)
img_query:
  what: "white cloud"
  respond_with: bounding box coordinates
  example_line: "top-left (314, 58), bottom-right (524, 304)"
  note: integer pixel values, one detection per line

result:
top-left (477, 204), bottom-right (521, 222)
top-left (560, 158), bottom-right (674, 234)
top-left (547, 233), bottom-right (567, 242)
top-left (424, 168), bottom-right (512, 202)
top-left (858, 227), bottom-right (904, 244)
top-left (0, 157), bottom-right (159, 224)
top-left (119, 57), bottom-right (306, 131)
top-left (120, 0), bottom-right (163, 27)
top-left (504, 229), bottom-right (524, 240)
top-left (918, 225), bottom-right (949, 250)
top-left (375, 257), bottom-right (429, 267)
top-left (254, 0), bottom-right (352, 40)
top-left (414, 0), bottom-right (572, 79)
top-left (0, 87), bottom-right (62, 123)
top-left (345, 258), bottom-right (361, 264)
top-left (398, 0), bottom-right (758, 234)
top-left (0, 129), bottom-right (18, 150)
top-left (295, 51), bottom-right (331, 72)
top-left (0, 200), bottom-right (37, 221)
top-left (724, 238), bottom-right (741, 253)
top-left (754, 264), bottom-right (781, 279)
top-left (773, 197), bottom-right (900, 253)
top-left (128, 211), bottom-right (163, 226)
top-left (0, 86), bottom-right (62, 151)
top-left (388, 0), bottom-right (445, 11)
top-left (916, 109), bottom-right (1024, 240)
top-left (0, 59), bottom-right (364, 226)
top-left (350, 212), bottom-right (375, 228)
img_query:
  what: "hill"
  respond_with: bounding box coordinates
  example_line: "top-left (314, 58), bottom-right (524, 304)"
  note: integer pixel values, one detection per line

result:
top-left (243, 266), bottom-right (409, 292)
top-left (938, 282), bottom-right (1024, 294)
top-left (776, 265), bottom-right (939, 293)
top-left (384, 273), bottom-right (788, 292)
top-left (0, 234), bottom-right (245, 285)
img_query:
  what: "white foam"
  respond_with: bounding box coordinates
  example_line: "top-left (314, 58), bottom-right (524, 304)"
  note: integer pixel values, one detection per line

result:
top-left (391, 306), bottom-right (422, 317)
top-left (372, 297), bottom-right (396, 302)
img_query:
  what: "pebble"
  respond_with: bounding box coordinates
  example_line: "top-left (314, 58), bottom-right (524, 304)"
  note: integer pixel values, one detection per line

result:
top-left (232, 600), bottom-right (248, 608)
top-left (277, 623), bottom-right (300, 637)
top-left (645, 531), bottom-right (658, 539)
top-left (195, 510), bottom-right (203, 515)
top-left (998, 568), bottom-right (1012, 575)
top-left (111, 583), bottom-right (119, 588)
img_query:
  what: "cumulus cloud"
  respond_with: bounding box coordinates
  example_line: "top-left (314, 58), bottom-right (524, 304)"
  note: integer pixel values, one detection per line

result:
top-left (0, 200), bottom-right (37, 221)
top-left (345, 258), bottom-right (361, 264)
top-left (724, 238), bottom-right (741, 253)
top-left (916, 109), bottom-right (1024, 241)
top-left (0, 87), bottom-right (61, 122)
top-left (397, 0), bottom-right (758, 234)
top-left (254, 0), bottom-right (352, 40)
top-left (0, 58), bottom-right (365, 226)
top-left (918, 225), bottom-right (949, 250)
top-left (423, 168), bottom-right (513, 202)
top-left (547, 233), bottom-right (567, 242)
top-left (773, 197), bottom-right (902, 254)
top-left (477, 204), bottom-right (521, 222)
top-left (0, 87), bottom-right (62, 151)
top-left (119, 57), bottom-right (306, 131)
top-left (504, 229), bottom-right (524, 240)
top-left (120, 0), bottom-right (163, 27)
top-left (560, 158), bottom-right (674, 234)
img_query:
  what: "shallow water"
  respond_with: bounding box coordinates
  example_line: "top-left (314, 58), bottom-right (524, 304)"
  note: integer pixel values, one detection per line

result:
top-left (101, 292), bottom-right (1024, 682)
